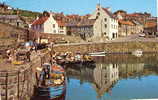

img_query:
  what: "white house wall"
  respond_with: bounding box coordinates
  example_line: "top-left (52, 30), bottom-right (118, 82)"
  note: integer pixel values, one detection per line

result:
top-left (89, 4), bottom-right (118, 40)
top-left (44, 16), bottom-right (58, 34)
top-left (109, 18), bottom-right (118, 39)
top-left (58, 25), bottom-right (67, 35)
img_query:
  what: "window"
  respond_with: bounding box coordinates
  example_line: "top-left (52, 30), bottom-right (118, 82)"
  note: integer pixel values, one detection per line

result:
top-left (17, 22), bottom-right (20, 27)
top-left (53, 24), bottom-right (55, 28)
top-left (54, 30), bottom-right (56, 33)
top-left (105, 24), bottom-right (107, 28)
top-left (97, 12), bottom-right (100, 16)
top-left (60, 26), bottom-right (63, 29)
top-left (96, 16), bottom-right (98, 19)
top-left (60, 31), bottom-right (64, 33)
top-left (113, 64), bottom-right (115, 68)
top-left (40, 24), bottom-right (42, 29)
top-left (38, 25), bottom-right (40, 29)
top-left (104, 18), bottom-right (107, 22)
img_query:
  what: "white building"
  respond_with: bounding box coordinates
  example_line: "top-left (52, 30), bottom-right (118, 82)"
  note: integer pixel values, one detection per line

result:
top-left (89, 4), bottom-right (118, 40)
top-left (31, 13), bottom-right (66, 35)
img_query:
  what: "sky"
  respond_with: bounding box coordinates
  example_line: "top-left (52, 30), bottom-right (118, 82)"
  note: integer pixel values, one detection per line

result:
top-left (0, 0), bottom-right (157, 16)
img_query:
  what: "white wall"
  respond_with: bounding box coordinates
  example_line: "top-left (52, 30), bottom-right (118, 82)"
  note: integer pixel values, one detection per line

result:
top-left (89, 4), bottom-right (118, 40)
top-left (109, 18), bottom-right (118, 39)
top-left (44, 14), bottom-right (58, 34)
top-left (58, 25), bottom-right (67, 35)
top-left (32, 14), bottom-right (66, 35)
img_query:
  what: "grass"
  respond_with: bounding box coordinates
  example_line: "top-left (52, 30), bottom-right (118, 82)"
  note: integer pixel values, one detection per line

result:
top-left (12, 9), bottom-right (41, 18)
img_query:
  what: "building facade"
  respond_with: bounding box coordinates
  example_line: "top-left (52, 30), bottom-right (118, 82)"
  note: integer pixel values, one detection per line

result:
top-left (31, 13), bottom-right (66, 35)
top-left (66, 19), bottom-right (95, 40)
top-left (89, 4), bottom-right (118, 40)
top-left (118, 19), bottom-right (143, 37)
top-left (0, 15), bottom-right (27, 28)
top-left (118, 20), bottom-right (135, 36)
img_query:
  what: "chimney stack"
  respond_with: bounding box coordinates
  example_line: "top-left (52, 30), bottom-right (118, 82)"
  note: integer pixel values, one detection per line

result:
top-left (36, 16), bottom-right (39, 20)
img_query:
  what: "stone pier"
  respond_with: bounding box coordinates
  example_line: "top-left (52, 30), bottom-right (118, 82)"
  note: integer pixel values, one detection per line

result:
top-left (0, 51), bottom-right (49, 100)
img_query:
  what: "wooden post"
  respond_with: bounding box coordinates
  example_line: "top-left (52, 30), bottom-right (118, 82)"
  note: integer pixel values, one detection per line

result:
top-left (5, 73), bottom-right (8, 100)
top-left (0, 81), bottom-right (1, 100)
top-left (17, 71), bottom-right (20, 100)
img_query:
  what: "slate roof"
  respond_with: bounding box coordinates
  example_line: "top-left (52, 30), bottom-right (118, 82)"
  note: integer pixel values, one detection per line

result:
top-left (77, 19), bottom-right (96, 27)
top-left (102, 8), bottom-right (115, 19)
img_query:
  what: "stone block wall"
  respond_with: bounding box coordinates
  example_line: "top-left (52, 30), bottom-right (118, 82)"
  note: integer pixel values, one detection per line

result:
top-left (53, 42), bottom-right (158, 54)
top-left (0, 65), bottom-right (34, 100)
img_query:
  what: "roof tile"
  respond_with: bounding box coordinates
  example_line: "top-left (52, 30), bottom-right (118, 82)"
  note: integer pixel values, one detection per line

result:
top-left (32, 17), bottom-right (49, 25)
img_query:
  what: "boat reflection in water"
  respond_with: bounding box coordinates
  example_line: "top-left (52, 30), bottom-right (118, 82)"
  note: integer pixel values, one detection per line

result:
top-left (65, 54), bottom-right (158, 100)
top-left (33, 63), bottom-right (66, 100)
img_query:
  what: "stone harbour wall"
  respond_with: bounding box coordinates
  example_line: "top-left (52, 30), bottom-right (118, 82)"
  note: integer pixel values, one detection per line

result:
top-left (0, 52), bottom-right (46, 100)
top-left (53, 41), bottom-right (158, 54)
top-left (0, 64), bottom-right (34, 100)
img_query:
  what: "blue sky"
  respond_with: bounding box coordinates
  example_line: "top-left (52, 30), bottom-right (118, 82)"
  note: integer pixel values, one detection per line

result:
top-left (1, 0), bottom-right (157, 16)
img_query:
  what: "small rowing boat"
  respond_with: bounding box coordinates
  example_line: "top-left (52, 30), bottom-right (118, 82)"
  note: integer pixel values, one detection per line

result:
top-left (88, 51), bottom-right (106, 56)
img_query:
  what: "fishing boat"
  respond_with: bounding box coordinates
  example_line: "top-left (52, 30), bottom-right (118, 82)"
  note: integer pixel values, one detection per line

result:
top-left (36, 63), bottom-right (66, 100)
top-left (88, 51), bottom-right (106, 56)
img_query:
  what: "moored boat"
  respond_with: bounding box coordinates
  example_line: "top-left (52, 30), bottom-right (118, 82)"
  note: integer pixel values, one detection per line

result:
top-left (35, 63), bottom-right (66, 100)
top-left (88, 51), bottom-right (106, 56)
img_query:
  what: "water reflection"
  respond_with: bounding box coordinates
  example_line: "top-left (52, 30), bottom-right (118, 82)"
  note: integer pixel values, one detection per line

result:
top-left (65, 54), bottom-right (158, 100)
top-left (93, 64), bottom-right (119, 98)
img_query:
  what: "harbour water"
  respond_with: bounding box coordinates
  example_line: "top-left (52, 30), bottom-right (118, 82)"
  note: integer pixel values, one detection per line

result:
top-left (65, 54), bottom-right (158, 100)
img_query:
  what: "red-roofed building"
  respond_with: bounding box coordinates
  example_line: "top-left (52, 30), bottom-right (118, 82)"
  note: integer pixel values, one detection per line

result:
top-left (118, 19), bottom-right (143, 37)
top-left (118, 20), bottom-right (135, 36)
top-left (144, 21), bottom-right (157, 35)
top-left (31, 13), bottom-right (66, 35)
top-left (66, 18), bottom-right (96, 40)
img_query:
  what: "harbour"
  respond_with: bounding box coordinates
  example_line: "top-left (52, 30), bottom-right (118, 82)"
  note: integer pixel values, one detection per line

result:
top-left (64, 54), bottom-right (158, 100)
top-left (0, 0), bottom-right (157, 99)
